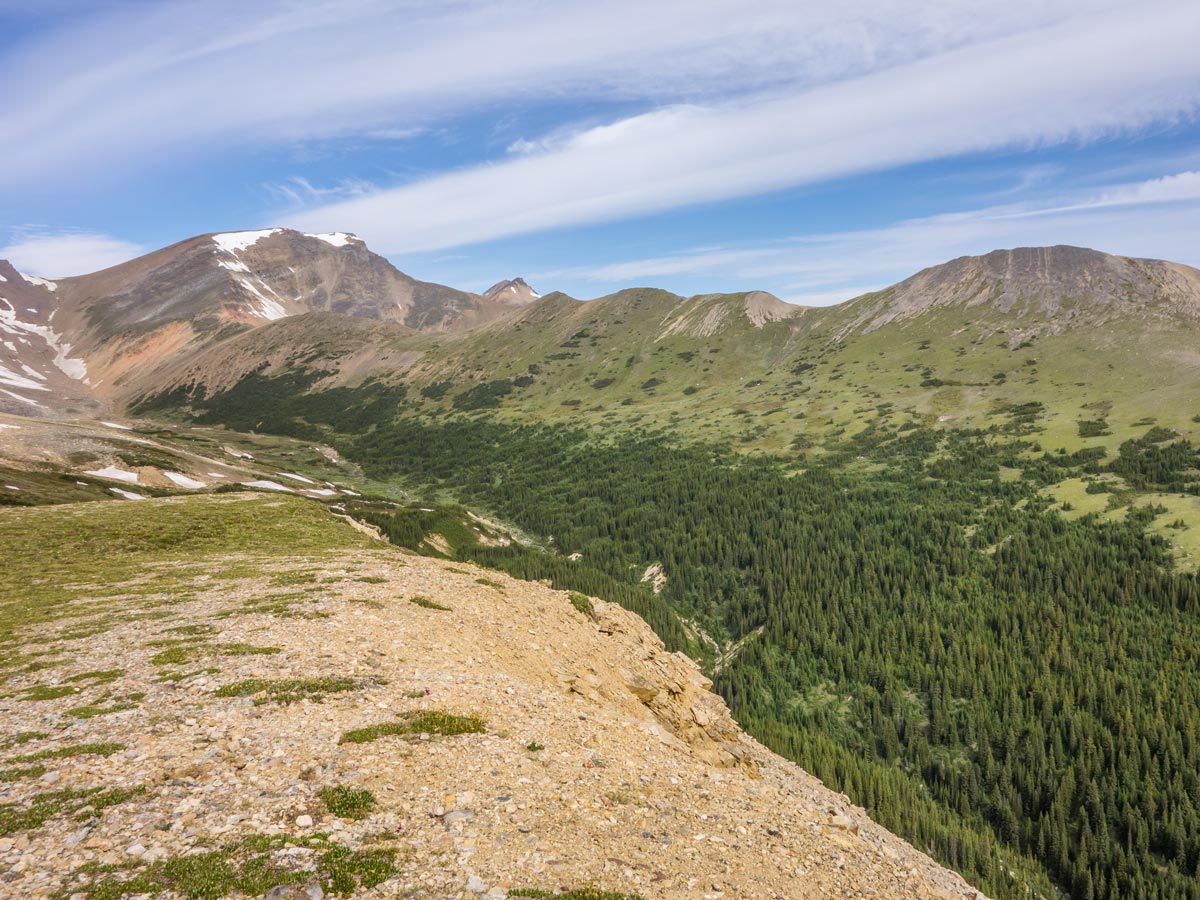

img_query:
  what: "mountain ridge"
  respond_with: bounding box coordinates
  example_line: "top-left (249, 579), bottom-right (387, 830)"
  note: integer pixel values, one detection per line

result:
top-left (6, 233), bottom-right (1200, 454)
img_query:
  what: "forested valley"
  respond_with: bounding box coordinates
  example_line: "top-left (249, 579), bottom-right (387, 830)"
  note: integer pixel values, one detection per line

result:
top-left (146, 377), bottom-right (1200, 900)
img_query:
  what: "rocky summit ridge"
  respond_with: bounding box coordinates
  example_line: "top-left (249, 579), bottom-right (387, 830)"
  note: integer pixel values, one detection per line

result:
top-left (0, 494), bottom-right (985, 900)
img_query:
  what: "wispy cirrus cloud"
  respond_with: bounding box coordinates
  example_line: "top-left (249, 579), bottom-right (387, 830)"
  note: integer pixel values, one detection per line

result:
top-left (283, 1), bottom-right (1200, 254)
top-left (0, 0), bottom-right (1148, 188)
top-left (0, 228), bottom-right (144, 277)
top-left (264, 176), bottom-right (380, 208)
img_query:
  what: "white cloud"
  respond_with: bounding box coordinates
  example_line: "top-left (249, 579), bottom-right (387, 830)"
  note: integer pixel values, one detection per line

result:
top-left (529, 171), bottom-right (1200, 305)
top-left (282, 1), bottom-right (1200, 253)
top-left (0, 0), bottom-right (1143, 188)
top-left (1070, 170), bottom-right (1200, 210)
top-left (0, 230), bottom-right (145, 277)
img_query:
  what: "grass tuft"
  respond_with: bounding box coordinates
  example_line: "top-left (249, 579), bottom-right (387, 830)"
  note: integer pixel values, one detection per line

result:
top-left (214, 677), bottom-right (361, 705)
top-left (219, 643), bottom-right (282, 656)
top-left (318, 785), bottom-right (377, 820)
top-left (79, 833), bottom-right (396, 899)
top-left (339, 709), bottom-right (485, 744)
top-left (10, 742), bottom-right (124, 763)
top-left (18, 684), bottom-right (79, 701)
top-left (0, 785), bottom-right (146, 836)
top-left (511, 891), bottom-right (647, 900)
top-left (0, 765), bottom-right (45, 782)
top-left (408, 594), bottom-right (451, 611)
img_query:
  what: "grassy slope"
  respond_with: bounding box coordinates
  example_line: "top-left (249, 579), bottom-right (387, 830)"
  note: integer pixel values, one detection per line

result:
top-left (0, 494), bottom-right (373, 680)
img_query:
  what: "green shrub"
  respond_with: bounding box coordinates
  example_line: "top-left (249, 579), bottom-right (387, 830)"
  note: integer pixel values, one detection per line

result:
top-left (568, 591), bottom-right (595, 618)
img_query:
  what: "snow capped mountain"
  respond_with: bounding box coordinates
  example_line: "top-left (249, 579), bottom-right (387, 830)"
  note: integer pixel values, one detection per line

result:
top-left (0, 228), bottom-right (497, 416)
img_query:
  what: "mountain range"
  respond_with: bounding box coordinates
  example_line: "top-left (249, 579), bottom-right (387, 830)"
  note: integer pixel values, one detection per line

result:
top-left (6, 229), bottom-right (1200, 900)
top-left (5, 231), bottom-right (1200, 460)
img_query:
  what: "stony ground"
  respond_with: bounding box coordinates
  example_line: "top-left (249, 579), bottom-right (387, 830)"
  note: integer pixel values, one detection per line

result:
top-left (0, 494), bottom-right (987, 900)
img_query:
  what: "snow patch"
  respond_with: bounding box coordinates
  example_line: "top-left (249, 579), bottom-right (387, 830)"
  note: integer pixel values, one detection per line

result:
top-left (0, 388), bottom-right (44, 407)
top-left (305, 232), bottom-right (357, 248)
top-left (0, 423), bottom-right (20, 429)
top-left (5, 484), bottom-right (18, 490)
top-left (164, 471), bottom-right (206, 489)
top-left (304, 488), bottom-right (339, 497)
top-left (240, 480), bottom-right (292, 492)
top-left (0, 364), bottom-right (49, 392)
top-left (236, 277), bottom-right (288, 320)
top-left (86, 465), bottom-right (140, 483)
top-left (218, 259), bottom-right (251, 274)
top-left (18, 273), bottom-right (57, 292)
top-left (109, 487), bottom-right (147, 500)
top-left (340, 489), bottom-right (360, 496)
top-left (0, 299), bottom-right (89, 383)
top-left (206, 472), bottom-right (227, 478)
top-left (101, 421), bottom-right (132, 430)
top-left (279, 472), bottom-right (316, 484)
top-left (19, 363), bottom-right (46, 381)
top-left (212, 229), bottom-right (281, 253)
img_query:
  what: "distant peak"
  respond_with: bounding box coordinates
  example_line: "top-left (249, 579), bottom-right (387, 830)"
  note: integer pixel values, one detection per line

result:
top-left (483, 277), bottom-right (542, 306)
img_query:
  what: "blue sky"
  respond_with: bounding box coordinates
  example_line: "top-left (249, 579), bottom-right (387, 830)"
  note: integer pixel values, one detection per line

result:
top-left (1, 0), bottom-right (1198, 304)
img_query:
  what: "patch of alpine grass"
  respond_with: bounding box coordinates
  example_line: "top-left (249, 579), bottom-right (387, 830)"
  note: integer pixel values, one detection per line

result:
top-left (0, 765), bottom-right (45, 782)
top-left (0, 785), bottom-right (146, 835)
top-left (9, 741), bottom-right (124, 763)
top-left (78, 833), bottom-right (396, 899)
top-left (511, 890), bottom-right (647, 900)
top-left (218, 643), bottom-right (282, 656)
top-left (214, 677), bottom-right (362, 705)
top-left (408, 595), bottom-right (451, 611)
top-left (318, 785), bottom-right (377, 820)
top-left (64, 692), bottom-right (144, 719)
top-left (339, 710), bottom-right (485, 745)
top-left (64, 669), bottom-right (125, 686)
top-left (0, 731), bottom-right (48, 751)
top-left (18, 684), bottom-right (79, 701)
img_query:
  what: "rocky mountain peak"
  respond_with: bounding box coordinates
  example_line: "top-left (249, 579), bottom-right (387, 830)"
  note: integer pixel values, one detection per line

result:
top-left (483, 277), bottom-right (542, 306)
top-left (840, 244), bottom-right (1200, 337)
